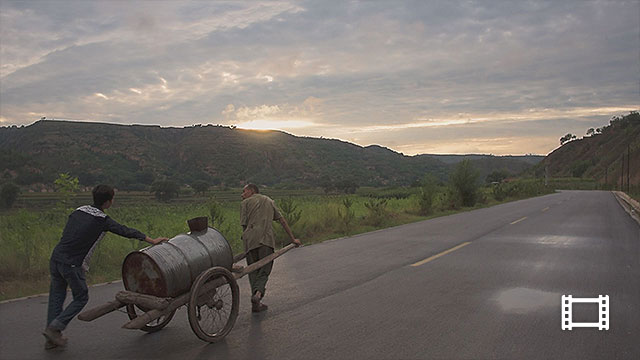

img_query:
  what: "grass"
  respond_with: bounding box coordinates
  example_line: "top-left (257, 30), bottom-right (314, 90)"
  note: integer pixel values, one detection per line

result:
top-left (627, 185), bottom-right (640, 203)
top-left (546, 177), bottom-right (640, 202)
top-left (546, 177), bottom-right (599, 190)
top-left (0, 182), bottom-right (554, 301)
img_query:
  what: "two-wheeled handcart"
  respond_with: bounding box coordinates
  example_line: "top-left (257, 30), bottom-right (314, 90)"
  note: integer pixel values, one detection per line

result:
top-left (78, 217), bottom-right (295, 343)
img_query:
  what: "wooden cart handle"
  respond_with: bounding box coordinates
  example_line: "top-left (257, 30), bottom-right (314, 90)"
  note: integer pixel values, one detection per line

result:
top-left (234, 243), bottom-right (296, 279)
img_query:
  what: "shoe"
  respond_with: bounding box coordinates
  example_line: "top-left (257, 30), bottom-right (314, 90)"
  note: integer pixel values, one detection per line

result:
top-left (44, 339), bottom-right (57, 350)
top-left (43, 327), bottom-right (67, 347)
top-left (252, 302), bottom-right (268, 313)
top-left (251, 291), bottom-right (262, 304)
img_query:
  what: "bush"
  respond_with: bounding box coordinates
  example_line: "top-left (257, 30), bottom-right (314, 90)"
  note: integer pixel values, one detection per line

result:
top-left (491, 179), bottom-right (553, 201)
top-left (192, 180), bottom-right (210, 196)
top-left (0, 183), bottom-right (20, 208)
top-left (486, 170), bottom-right (510, 184)
top-left (124, 183), bottom-right (149, 191)
top-left (338, 197), bottom-right (356, 232)
top-left (439, 186), bottom-right (462, 210)
top-left (151, 180), bottom-right (179, 201)
top-left (449, 160), bottom-right (480, 207)
top-left (418, 176), bottom-right (438, 215)
top-left (493, 183), bottom-right (507, 201)
top-left (360, 187), bottom-right (415, 199)
top-left (364, 198), bottom-right (388, 226)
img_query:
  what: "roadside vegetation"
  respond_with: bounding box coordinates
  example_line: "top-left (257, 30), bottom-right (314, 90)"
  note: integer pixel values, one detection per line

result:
top-left (0, 167), bottom-right (558, 301)
top-left (3, 114), bottom-right (636, 301)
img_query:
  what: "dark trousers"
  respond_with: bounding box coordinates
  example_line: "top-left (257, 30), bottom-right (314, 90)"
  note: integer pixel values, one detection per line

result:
top-left (46, 259), bottom-right (89, 331)
top-left (246, 245), bottom-right (274, 297)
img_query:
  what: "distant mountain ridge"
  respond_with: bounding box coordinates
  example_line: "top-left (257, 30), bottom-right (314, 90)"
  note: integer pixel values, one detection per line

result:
top-left (0, 120), bottom-right (542, 190)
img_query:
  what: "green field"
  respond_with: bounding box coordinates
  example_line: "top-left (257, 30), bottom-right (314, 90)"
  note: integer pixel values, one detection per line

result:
top-left (0, 183), bottom-right (554, 301)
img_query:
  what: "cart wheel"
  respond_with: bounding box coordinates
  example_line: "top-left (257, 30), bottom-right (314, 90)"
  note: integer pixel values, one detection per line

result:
top-left (188, 266), bottom-right (239, 342)
top-left (126, 304), bottom-right (175, 333)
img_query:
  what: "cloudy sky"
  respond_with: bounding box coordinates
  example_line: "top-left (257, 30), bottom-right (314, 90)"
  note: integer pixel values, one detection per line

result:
top-left (1, 1), bottom-right (638, 155)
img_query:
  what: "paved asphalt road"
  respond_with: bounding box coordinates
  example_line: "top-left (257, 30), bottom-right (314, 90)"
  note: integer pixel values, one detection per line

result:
top-left (1, 190), bottom-right (638, 360)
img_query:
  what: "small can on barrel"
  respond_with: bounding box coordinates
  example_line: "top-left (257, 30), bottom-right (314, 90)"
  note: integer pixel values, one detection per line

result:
top-left (122, 217), bottom-right (233, 298)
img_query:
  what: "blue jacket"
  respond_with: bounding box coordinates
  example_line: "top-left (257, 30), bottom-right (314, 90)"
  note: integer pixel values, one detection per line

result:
top-left (50, 205), bottom-right (146, 267)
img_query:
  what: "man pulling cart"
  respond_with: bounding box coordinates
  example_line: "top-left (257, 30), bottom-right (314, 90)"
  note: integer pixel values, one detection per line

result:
top-left (77, 218), bottom-right (298, 342)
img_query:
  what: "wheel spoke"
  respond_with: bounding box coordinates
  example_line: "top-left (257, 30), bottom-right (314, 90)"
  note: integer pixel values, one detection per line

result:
top-left (188, 267), bottom-right (238, 342)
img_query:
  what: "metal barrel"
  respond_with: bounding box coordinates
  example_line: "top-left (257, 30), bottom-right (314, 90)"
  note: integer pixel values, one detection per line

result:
top-left (122, 227), bottom-right (233, 298)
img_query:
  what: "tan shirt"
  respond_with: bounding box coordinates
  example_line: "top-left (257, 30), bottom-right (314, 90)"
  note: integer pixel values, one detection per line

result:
top-left (240, 194), bottom-right (282, 251)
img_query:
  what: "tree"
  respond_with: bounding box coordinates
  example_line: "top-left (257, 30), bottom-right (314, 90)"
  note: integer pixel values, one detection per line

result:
top-left (277, 197), bottom-right (301, 226)
top-left (191, 180), bottom-right (210, 196)
top-left (275, 197), bottom-right (302, 247)
top-left (54, 173), bottom-right (79, 211)
top-left (449, 159), bottom-right (480, 207)
top-left (336, 179), bottom-right (359, 194)
top-left (321, 179), bottom-right (335, 194)
top-left (364, 198), bottom-right (388, 226)
top-left (486, 169), bottom-right (510, 184)
top-left (0, 183), bottom-right (20, 208)
top-left (55, 173), bottom-right (80, 193)
top-left (78, 172), bottom-right (98, 187)
top-left (135, 170), bottom-right (155, 185)
top-left (418, 175), bottom-right (438, 215)
top-left (560, 133), bottom-right (576, 145)
top-left (207, 198), bottom-right (225, 228)
top-left (151, 179), bottom-right (179, 201)
top-left (586, 128), bottom-right (595, 136)
top-left (16, 170), bottom-right (44, 185)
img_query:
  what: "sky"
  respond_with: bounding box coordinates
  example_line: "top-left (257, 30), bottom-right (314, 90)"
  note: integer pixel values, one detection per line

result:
top-left (1, 0), bottom-right (638, 156)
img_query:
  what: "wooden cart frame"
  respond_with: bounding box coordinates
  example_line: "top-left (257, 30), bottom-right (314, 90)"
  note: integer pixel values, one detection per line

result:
top-left (78, 244), bottom-right (295, 343)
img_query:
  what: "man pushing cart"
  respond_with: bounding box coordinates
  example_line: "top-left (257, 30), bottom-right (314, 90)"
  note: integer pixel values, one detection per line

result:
top-left (71, 184), bottom-right (301, 344)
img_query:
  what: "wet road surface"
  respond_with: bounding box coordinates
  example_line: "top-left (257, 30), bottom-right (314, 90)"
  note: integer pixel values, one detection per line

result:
top-left (1, 191), bottom-right (638, 359)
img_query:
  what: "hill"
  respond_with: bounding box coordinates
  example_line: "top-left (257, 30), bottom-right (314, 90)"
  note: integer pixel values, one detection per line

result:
top-left (532, 111), bottom-right (640, 186)
top-left (0, 120), bottom-right (541, 190)
top-left (422, 154), bottom-right (543, 182)
top-left (425, 154), bottom-right (542, 166)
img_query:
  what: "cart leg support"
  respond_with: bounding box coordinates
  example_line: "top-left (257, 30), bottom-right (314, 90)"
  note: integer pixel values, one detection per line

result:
top-left (116, 291), bottom-right (172, 310)
top-left (78, 300), bottom-right (125, 322)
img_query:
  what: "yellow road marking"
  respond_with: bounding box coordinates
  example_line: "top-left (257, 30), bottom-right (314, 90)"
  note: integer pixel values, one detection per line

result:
top-left (542, 207), bottom-right (549, 212)
top-left (410, 242), bottom-right (472, 267)
top-left (510, 216), bottom-right (527, 225)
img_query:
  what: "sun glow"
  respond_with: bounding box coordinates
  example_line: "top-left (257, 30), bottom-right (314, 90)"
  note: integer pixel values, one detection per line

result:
top-left (235, 119), bottom-right (315, 131)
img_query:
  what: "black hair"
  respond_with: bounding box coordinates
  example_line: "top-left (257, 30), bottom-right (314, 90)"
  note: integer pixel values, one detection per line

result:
top-left (245, 183), bottom-right (259, 194)
top-left (92, 184), bottom-right (115, 208)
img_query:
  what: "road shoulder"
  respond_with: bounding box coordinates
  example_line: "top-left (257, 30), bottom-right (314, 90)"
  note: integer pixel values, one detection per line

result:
top-left (613, 191), bottom-right (640, 225)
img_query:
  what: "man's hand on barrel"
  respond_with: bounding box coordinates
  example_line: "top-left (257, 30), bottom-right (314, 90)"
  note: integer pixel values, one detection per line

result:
top-left (145, 236), bottom-right (169, 245)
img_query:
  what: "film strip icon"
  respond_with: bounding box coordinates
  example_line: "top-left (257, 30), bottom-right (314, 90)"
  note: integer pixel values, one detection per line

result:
top-left (561, 295), bottom-right (609, 331)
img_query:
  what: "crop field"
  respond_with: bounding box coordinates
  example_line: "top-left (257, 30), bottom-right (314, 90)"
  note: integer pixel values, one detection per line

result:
top-left (0, 182), bottom-right (553, 301)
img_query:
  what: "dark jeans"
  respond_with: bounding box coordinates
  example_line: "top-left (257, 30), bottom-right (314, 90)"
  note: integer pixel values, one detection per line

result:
top-left (46, 259), bottom-right (89, 331)
top-left (246, 246), bottom-right (274, 297)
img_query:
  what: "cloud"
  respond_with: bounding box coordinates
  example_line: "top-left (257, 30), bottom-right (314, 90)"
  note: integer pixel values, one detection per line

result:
top-left (0, 1), bottom-right (304, 77)
top-left (0, 0), bottom-right (638, 155)
top-left (221, 97), bottom-right (326, 131)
